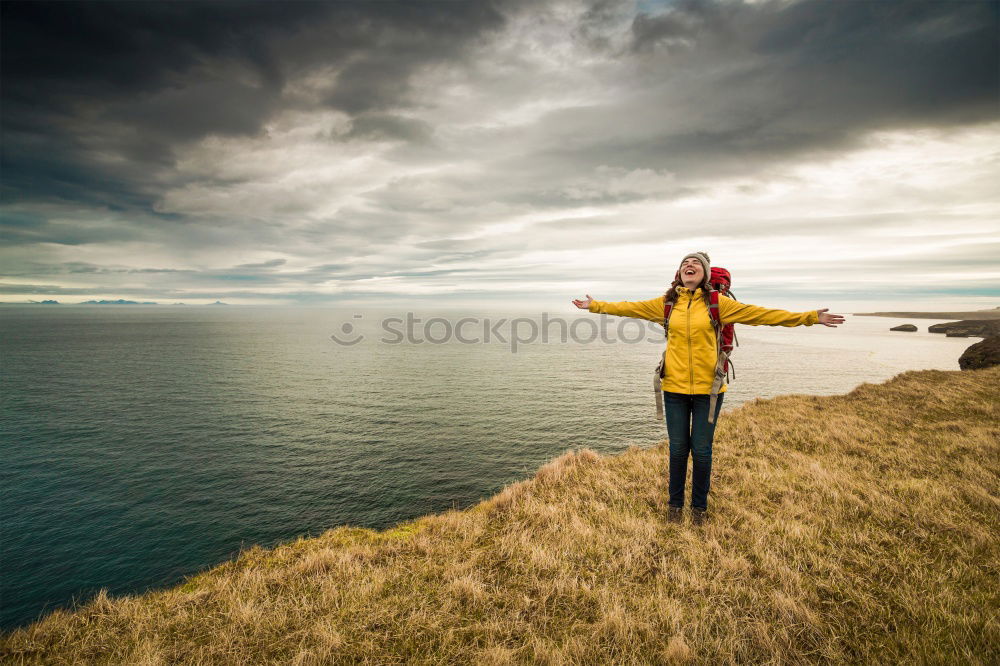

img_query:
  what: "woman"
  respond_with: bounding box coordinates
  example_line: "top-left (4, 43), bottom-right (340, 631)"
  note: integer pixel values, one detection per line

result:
top-left (572, 251), bottom-right (844, 524)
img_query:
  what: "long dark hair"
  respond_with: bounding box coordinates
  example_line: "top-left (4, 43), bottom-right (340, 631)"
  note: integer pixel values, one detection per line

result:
top-left (664, 278), bottom-right (684, 304)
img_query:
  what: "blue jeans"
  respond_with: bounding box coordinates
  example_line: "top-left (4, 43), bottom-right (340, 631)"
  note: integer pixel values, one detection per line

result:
top-left (663, 391), bottom-right (724, 510)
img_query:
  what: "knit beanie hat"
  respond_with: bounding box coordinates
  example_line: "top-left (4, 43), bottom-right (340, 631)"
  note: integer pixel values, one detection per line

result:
top-left (676, 251), bottom-right (711, 290)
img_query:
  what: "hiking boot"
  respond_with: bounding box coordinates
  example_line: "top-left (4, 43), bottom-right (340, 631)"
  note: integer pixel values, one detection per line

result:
top-left (691, 508), bottom-right (708, 526)
top-left (667, 506), bottom-right (683, 523)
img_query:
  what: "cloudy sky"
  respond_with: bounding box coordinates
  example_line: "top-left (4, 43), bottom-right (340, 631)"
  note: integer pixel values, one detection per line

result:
top-left (2, 0), bottom-right (998, 310)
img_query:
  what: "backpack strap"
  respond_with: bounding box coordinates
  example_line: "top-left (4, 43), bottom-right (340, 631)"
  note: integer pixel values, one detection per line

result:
top-left (707, 288), bottom-right (721, 328)
top-left (706, 288), bottom-right (727, 424)
top-left (654, 293), bottom-right (674, 419)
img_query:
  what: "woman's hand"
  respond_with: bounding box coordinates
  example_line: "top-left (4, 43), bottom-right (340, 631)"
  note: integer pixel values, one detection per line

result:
top-left (817, 309), bottom-right (845, 327)
top-left (572, 294), bottom-right (593, 310)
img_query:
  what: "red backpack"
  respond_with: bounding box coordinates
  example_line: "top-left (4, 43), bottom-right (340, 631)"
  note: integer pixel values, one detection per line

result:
top-left (654, 267), bottom-right (738, 423)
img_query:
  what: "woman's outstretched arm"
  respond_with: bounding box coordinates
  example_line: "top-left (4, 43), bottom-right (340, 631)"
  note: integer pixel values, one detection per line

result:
top-left (571, 294), bottom-right (665, 322)
top-left (719, 296), bottom-right (844, 327)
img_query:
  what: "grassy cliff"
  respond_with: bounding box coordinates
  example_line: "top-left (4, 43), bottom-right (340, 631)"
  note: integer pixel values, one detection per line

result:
top-left (3, 368), bottom-right (998, 664)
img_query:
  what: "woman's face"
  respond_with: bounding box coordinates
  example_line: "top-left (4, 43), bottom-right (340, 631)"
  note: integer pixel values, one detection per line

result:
top-left (679, 257), bottom-right (704, 287)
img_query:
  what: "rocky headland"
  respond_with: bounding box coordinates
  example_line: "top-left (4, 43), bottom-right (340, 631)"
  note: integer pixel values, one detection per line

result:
top-left (959, 336), bottom-right (1000, 370)
top-left (927, 320), bottom-right (1000, 337)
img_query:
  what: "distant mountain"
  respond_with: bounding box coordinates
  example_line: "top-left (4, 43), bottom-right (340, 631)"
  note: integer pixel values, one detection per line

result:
top-left (26, 300), bottom-right (61, 304)
top-left (207, 300), bottom-right (229, 306)
top-left (80, 299), bottom-right (159, 305)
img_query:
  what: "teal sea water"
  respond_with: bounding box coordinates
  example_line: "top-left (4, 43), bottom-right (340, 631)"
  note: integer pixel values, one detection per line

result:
top-left (0, 305), bottom-right (973, 630)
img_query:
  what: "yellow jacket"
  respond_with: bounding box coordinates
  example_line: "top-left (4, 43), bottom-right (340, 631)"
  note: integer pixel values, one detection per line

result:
top-left (588, 287), bottom-right (819, 394)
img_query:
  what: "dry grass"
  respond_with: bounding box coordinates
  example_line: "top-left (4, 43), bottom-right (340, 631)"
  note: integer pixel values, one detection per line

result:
top-left (3, 368), bottom-right (998, 665)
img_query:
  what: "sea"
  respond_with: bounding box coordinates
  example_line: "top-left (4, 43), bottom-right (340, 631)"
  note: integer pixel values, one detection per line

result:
top-left (0, 305), bottom-right (976, 630)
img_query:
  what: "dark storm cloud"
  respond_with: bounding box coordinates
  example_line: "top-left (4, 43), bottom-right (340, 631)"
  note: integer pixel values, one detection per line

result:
top-left (318, 4), bottom-right (514, 114)
top-left (618, 0), bottom-right (998, 165)
top-left (1, 1), bottom-right (314, 207)
top-left (0, 0), bottom-right (513, 208)
top-left (749, 0), bottom-right (998, 122)
top-left (505, 0), bottom-right (997, 187)
top-left (4, 0), bottom-right (994, 213)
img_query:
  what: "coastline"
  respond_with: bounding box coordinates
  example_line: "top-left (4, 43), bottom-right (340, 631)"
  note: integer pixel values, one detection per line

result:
top-left (853, 310), bottom-right (1000, 319)
top-left (3, 367), bottom-right (998, 663)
